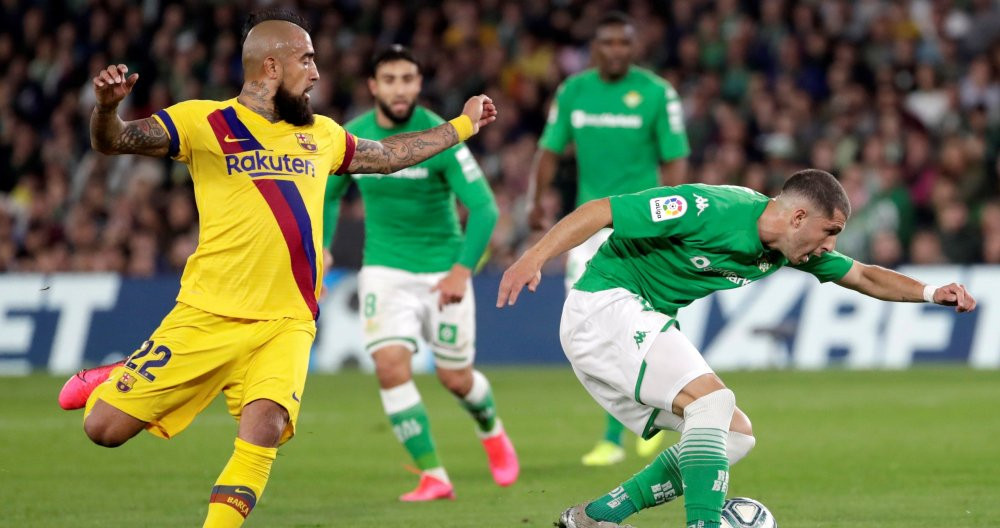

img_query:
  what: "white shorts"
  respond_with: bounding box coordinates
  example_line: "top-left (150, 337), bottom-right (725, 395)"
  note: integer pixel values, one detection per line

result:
top-left (564, 228), bottom-right (613, 294)
top-left (560, 288), bottom-right (714, 438)
top-left (358, 265), bottom-right (476, 369)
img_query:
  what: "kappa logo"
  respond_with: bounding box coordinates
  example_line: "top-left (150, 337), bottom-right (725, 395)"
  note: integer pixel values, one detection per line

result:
top-left (649, 195), bottom-right (687, 222)
top-left (693, 193), bottom-right (709, 216)
top-left (633, 330), bottom-right (649, 348)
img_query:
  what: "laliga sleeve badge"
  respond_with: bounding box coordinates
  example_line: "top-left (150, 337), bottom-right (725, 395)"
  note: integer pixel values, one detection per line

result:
top-left (116, 372), bottom-right (137, 393)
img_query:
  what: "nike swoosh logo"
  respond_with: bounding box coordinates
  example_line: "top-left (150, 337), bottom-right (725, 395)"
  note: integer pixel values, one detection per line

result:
top-left (292, 391), bottom-right (300, 402)
top-left (223, 135), bottom-right (249, 143)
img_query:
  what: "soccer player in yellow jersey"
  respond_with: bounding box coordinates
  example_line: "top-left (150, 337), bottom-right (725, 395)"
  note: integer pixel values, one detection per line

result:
top-left (56, 8), bottom-right (496, 527)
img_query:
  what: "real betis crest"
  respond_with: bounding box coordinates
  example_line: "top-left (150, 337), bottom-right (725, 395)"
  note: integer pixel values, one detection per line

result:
top-left (623, 90), bottom-right (642, 108)
top-left (295, 132), bottom-right (317, 151)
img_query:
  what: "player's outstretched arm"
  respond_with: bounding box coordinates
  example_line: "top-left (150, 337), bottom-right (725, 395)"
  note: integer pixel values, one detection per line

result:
top-left (835, 261), bottom-right (976, 313)
top-left (90, 64), bottom-right (170, 157)
top-left (496, 198), bottom-right (612, 308)
top-left (347, 95), bottom-right (497, 174)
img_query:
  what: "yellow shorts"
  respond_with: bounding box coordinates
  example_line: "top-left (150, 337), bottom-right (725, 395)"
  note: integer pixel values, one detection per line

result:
top-left (86, 302), bottom-right (315, 444)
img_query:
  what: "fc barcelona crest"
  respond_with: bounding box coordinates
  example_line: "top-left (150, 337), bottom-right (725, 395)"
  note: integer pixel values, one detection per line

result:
top-left (295, 133), bottom-right (317, 151)
top-left (116, 372), bottom-right (137, 393)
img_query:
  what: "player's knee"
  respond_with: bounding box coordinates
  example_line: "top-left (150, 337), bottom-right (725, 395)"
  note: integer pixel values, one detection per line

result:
top-left (84, 416), bottom-right (132, 448)
top-left (683, 388), bottom-right (736, 429)
top-left (436, 367), bottom-right (472, 396)
top-left (239, 399), bottom-right (290, 448)
top-left (373, 350), bottom-right (412, 388)
top-left (727, 431), bottom-right (756, 465)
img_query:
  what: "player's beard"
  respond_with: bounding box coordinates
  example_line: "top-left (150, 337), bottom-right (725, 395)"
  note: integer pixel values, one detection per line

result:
top-left (376, 97), bottom-right (416, 125)
top-left (274, 84), bottom-right (315, 126)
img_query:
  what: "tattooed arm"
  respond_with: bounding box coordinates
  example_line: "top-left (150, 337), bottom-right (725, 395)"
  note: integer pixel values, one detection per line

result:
top-left (91, 113), bottom-right (169, 157)
top-left (347, 94), bottom-right (497, 174)
top-left (90, 64), bottom-right (170, 157)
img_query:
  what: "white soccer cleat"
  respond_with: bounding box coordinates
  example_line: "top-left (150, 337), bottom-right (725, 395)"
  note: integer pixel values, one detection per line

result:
top-left (555, 503), bottom-right (635, 528)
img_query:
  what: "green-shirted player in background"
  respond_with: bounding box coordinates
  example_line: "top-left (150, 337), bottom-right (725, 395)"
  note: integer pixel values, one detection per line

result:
top-left (324, 45), bottom-right (518, 501)
top-left (498, 170), bottom-right (976, 528)
top-left (527, 11), bottom-right (690, 466)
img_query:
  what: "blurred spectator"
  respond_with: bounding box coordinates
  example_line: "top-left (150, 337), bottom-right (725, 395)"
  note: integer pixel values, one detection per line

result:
top-left (2, 0), bottom-right (999, 275)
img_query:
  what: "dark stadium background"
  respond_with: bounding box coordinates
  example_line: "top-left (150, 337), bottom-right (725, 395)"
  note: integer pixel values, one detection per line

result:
top-left (1, 3), bottom-right (999, 527)
top-left (3, 0), bottom-right (1000, 275)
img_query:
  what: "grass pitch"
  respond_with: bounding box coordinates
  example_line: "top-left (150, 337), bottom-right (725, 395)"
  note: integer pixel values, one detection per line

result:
top-left (1, 367), bottom-right (998, 527)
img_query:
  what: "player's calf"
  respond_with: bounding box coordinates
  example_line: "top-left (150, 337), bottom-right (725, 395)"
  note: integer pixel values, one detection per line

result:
top-left (204, 400), bottom-right (287, 527)
top-left (678, 388), bottom-right (736, 528)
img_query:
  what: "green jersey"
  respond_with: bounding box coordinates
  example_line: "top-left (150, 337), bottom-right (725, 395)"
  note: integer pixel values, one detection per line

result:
top-left (324, 106), bottom-right (498, 273)
top-left (539, 66), bottom-right (690, 206)
top-left (575, 184), bottom-right (855, 317)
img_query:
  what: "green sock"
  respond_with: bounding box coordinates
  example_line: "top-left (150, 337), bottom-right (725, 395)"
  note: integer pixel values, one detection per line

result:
top-left (459, 371), bottom-right (498, 433)
top-left (678, 428), bottom-right (728, 528)
top-left (585, 445), bottom-right (684, 522)
top-left (603, 412), bottom-right (625, 445)
top-left (388, 402), bottom-right (440, 470)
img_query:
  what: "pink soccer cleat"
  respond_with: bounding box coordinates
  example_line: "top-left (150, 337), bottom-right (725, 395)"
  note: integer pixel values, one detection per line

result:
top-left (399, 474), bottom-right (455, 502)
top-left (57, 360), bottom-right (125, 410)
top-left (482, 429), bottom-right (519, 486)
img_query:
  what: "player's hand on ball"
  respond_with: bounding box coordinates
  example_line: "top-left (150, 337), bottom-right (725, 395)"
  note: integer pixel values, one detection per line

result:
top-left (432, 264), bottom-right (470, 309)
top-left (461, 95), bottom-right (497, 134)
top-left (932, 283), bottom-right (976, 313)
top-left (93, 64), bottom-right (138, 109)
top-left (496, 253), bottom-right (543, 307)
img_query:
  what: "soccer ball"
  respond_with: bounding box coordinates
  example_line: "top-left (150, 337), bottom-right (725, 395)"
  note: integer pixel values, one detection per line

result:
top-left (720, 497), bottom-right (777, 528)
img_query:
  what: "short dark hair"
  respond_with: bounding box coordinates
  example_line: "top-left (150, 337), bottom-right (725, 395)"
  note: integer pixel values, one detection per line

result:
top-left (370, 44), bottom-right (421, 77)
top-left (242, 7), bottom-right (311, 42)
top-left (596, 11), bottom-right (635, 31)
top-left (781, 169), bottom-right (852, 218)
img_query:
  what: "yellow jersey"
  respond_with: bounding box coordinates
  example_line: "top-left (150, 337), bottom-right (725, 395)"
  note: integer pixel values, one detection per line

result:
top-left (151, 98), bottom-right (356, 321)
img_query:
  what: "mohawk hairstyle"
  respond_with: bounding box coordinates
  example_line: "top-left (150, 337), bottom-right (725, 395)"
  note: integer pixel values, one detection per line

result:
top-left (241, 7), bottom-right (311, 42)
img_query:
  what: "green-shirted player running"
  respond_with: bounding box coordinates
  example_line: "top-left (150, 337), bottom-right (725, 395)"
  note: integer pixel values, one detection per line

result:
top-left (498, 170), bottom-right (976, 528)
top-left (527, 11), bottom-right (690, 466)
top-left (324, 46), bottom-right (518, 502)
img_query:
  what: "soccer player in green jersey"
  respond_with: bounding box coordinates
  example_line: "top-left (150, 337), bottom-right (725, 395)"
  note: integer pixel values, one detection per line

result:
top-left (527, 11), bottom-right (691, 466)
top-left (323, 45), bottom-right (518, 502)
top-left (498, 170), bottom-right (976, 528)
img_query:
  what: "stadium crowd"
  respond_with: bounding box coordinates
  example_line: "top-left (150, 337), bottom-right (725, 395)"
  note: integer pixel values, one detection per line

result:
top-left (2, 0), bottom-right (1000, 276)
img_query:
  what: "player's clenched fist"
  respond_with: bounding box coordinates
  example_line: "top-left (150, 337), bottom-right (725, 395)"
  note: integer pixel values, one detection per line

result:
top-left (461, 95), bottom-right (498, 134)
top-left (93, 64), bottom-right (139, 109)
top-left (931, 282), bottom-right (976, 313)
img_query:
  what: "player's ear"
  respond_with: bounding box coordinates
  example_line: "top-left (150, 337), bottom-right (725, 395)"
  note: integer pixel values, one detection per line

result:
top-left (791, 208), bottom-right (807, 228)
top-left (367, 77), bottom-right (378, 97)
top-left (264, 56), bottom-right (280, 80)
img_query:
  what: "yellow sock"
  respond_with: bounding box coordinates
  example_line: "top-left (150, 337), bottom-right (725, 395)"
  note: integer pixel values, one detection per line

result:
top-left (203, 437), bottom-right (277, 528)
